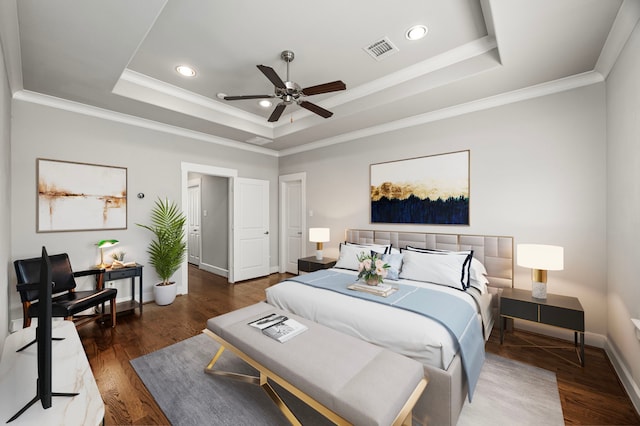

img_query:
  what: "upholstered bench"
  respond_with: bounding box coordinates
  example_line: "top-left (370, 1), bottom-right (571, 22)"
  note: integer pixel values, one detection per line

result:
top-left (203, 302), bottom-right (427, 426)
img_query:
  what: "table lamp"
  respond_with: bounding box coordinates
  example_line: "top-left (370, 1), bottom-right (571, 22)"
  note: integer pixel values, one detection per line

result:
top-left (517, 243), bottom-right (564, 299)
top-left (309, 228), bottom-right (330, 260)
top-left (97, 239), bottom-right (119, 268)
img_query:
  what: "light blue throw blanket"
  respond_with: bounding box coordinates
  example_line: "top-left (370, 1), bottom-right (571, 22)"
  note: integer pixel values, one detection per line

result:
top-left (288, 269), bottom-right (485, 400)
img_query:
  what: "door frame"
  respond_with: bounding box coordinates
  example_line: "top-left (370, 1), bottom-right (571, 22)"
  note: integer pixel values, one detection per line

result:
top-left (181, 162), bottom-right (238, 294)
top-left (187, 177), bottom-right (202, 266)
top-left (278, 172), bottom-right (306, 273)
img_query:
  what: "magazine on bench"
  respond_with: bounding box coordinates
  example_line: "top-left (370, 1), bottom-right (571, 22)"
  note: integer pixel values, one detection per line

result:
top-left (248, 313), bottom-right (289, 330)
top-left (262, 318), bottom-right (308, 343)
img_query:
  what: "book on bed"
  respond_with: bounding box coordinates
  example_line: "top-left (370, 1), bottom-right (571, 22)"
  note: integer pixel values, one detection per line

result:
top-left (262, 318), bottom-right (308, 343)
top-left (348, 282), bottom-right (398, 297)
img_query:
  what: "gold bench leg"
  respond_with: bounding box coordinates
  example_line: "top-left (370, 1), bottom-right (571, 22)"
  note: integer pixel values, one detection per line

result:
top-left (204, 345), bottom-right (303, 425)
top-left (260, 373), bottom-right (302, 426)
top-left (204, 345), bottom-right (260, 385)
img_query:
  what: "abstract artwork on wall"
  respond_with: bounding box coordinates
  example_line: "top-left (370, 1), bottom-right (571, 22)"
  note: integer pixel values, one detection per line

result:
top-left (370, 150), bottom-right (469, 225)
top-left (37, 158), bottom-right (127, 232)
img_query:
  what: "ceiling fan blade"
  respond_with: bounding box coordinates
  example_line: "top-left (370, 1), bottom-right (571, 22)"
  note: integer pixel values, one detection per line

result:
top-left (257, 65), bottom-right (286, 89)
top-left (268, 103), bottom-right (287, 122)
top-left (224, 95), bottom-right (274, 101)
top-left (299, 101), bottom-right (333, 118)
top-left (302, 80), bottom-right (346, 96)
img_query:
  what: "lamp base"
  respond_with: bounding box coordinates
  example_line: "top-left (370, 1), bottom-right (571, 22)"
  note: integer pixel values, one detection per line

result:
top-left (315, 250), bottom-right (323, 261)
top-left (532, 281), bottom-right (547, 299)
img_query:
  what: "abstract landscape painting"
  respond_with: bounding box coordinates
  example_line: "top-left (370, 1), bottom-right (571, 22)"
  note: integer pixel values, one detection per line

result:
top-left (37, 159), bottom-right (127, 232)
top-left (370, 150), bottom-right (469, 225)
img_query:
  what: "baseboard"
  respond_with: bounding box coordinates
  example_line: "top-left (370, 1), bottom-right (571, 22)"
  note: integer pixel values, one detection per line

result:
top-left (605, 339), bottom-right (640, 416)
top-left (198, 262), bottom-right (228, 278)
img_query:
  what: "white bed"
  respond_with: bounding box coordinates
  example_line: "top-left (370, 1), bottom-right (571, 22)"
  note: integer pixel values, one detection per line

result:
top-left (266, 230), bottom-right (513, 426)
top-left (267, 268), bottom-right (492, 370)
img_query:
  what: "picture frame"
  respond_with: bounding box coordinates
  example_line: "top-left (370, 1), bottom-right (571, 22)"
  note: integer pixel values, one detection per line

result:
top-left (370, 150), bottom-right (469, 225)
top-left (37, 158), bottom-right (128, 232)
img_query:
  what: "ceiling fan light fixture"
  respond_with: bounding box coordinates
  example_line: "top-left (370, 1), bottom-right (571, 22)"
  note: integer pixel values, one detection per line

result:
top-left (258, 99), bottom-right (272, 108)
top-left (176, 65), bottom-right (196, 77)
top-left (406, 25), bottom-right (428, 41)
top-left (216, 92), bottom-right (227, 99)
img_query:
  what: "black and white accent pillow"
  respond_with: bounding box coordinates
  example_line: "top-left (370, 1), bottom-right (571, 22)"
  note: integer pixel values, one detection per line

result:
top-left (399, 247), bottom-right (473, 290)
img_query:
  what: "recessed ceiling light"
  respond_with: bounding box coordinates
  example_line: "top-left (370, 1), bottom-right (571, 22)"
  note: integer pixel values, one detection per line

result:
top-left (176, 65), bottom-right (196, 77)
top-left (258, 99), bottom-right (272, 108)
top-left (216, 92), bottom-right (227, 99)
top-left (406, 25), bottom-right (428, 41)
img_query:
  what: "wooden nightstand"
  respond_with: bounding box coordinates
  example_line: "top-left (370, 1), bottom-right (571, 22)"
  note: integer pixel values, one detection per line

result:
top-left (500, 287), bottom-right (585, 366)
top-left (297, 256), bottom-right (337, 274)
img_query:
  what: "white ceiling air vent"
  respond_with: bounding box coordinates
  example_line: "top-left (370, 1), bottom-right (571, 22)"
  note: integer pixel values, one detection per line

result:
top-left (363, 36), bottom-right (399, 61)
top-left (246, 136), bottom-right (272, 146)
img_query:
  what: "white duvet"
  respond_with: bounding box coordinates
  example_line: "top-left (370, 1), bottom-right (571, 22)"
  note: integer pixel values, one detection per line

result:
top-left (266, 268), bottom-right (493, 371)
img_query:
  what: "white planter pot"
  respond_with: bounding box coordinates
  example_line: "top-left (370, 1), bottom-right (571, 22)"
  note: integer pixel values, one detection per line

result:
top-left (154, 282), bottom-right (177, 306)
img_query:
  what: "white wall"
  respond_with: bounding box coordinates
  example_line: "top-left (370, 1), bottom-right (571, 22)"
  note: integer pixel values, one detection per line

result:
top-left (0, 31), bottom-right (12, 351)
top-left (280, 84), bottom-right (609, 342)
top-left (9, 100), bottom-right (279, 322)
top-left (606, 19), bottom-right (640, 409)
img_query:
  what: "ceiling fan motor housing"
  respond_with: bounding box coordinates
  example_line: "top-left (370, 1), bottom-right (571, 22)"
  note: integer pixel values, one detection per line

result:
top-left (276, 81), bottom-right (302, 104)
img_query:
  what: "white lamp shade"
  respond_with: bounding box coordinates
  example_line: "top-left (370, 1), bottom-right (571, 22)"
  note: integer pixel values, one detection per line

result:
top-left (517, 244), bottom-right (564, 270)
top-left (309, 228), bottom-right (330, 243)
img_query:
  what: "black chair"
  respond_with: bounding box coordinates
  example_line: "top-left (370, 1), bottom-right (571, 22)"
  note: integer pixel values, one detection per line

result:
top-left (14, 253), bottom-right (117, 328)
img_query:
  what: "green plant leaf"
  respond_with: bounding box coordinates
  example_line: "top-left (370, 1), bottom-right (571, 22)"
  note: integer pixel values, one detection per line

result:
top-left (136, 198), bottom-right (187, 284)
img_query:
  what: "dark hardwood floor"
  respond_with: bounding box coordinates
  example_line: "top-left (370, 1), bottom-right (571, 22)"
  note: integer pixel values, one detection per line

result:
top-left (77, 265), bottom-right (640, 425)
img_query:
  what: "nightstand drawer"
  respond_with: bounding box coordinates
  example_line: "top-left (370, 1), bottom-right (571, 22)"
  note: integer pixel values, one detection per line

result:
top-left (540, 305), bottom-right (584, 331)
top-left (105, 268), bottom-right (138, 280)
top-left (501, 297), bottom-right (538, 322)
top-left (297, 257), bottom-right (337, 274)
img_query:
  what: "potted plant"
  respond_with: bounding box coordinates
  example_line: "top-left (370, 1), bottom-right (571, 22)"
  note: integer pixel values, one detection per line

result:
top-left (137, 197), bottom-right (187, 305)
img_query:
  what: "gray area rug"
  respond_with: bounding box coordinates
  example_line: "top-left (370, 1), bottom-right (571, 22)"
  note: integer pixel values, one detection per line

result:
top-left (131, 334), bottom-right (564, 425)
top-left (457, 352), bottom-right (564, 426)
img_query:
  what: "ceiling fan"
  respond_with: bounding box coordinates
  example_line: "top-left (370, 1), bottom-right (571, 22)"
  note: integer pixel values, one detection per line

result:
top-left (223, 50), bottom-right (346, 122)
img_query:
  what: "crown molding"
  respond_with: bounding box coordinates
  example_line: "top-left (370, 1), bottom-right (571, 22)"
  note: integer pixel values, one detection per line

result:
top-left (595, 0), bottom-right (640, 79)
top-left (13, 90), bottom-right (279, 157)
top-left (279, 71), bottom-right (604, 157)
top-left (117, 69), bottom-right (271, 128)
top-left (275, 36), bottom-right (498, 134)
top-left (0, 0), bottom-right (23, 94)
top-left (13, 69), bottom-right (603, 160)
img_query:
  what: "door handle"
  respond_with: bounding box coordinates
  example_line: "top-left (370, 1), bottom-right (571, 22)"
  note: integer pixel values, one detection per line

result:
top-left (264, 231), bottom-right (269, 234)
top-left (297, 232), bottom-right (302, 235)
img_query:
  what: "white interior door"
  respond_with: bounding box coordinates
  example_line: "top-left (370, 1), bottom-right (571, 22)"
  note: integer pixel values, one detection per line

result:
top-left (284, 180), bottom-right (304, 274)
top-left (187, 180), bottom-right (201, 266)
top-left (279, 173), bottom-right (306, 274)
top-left (232, 177), bottom-right (270, 282)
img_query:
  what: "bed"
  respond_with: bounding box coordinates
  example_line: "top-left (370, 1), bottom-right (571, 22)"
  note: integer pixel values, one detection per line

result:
top-left (266, 230), bottom-right (513, 425)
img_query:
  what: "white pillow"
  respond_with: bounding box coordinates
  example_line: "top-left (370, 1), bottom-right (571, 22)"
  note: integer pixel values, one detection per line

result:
top-left (406, 246), bottom-right (472, 289)
top-left (399, 250), bottom-right (472, 291)
top-left (334, 244), bottom-right (370, 271)
top-left (345, 242), bottom-right (390, 255)
top-left (404, 246), bottom-right (487, 289)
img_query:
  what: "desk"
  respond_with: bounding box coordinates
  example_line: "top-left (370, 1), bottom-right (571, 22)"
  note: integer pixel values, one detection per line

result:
top-left (500, 288), bottom-right (585, 366)
top-left (97, 264), bottom-right (143, 315)
top-left (0, 321), bottom-right (104, 425)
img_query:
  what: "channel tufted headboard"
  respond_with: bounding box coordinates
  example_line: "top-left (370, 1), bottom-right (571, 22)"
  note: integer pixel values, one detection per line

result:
top-left (345, 229), bottom-right (514, 289)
